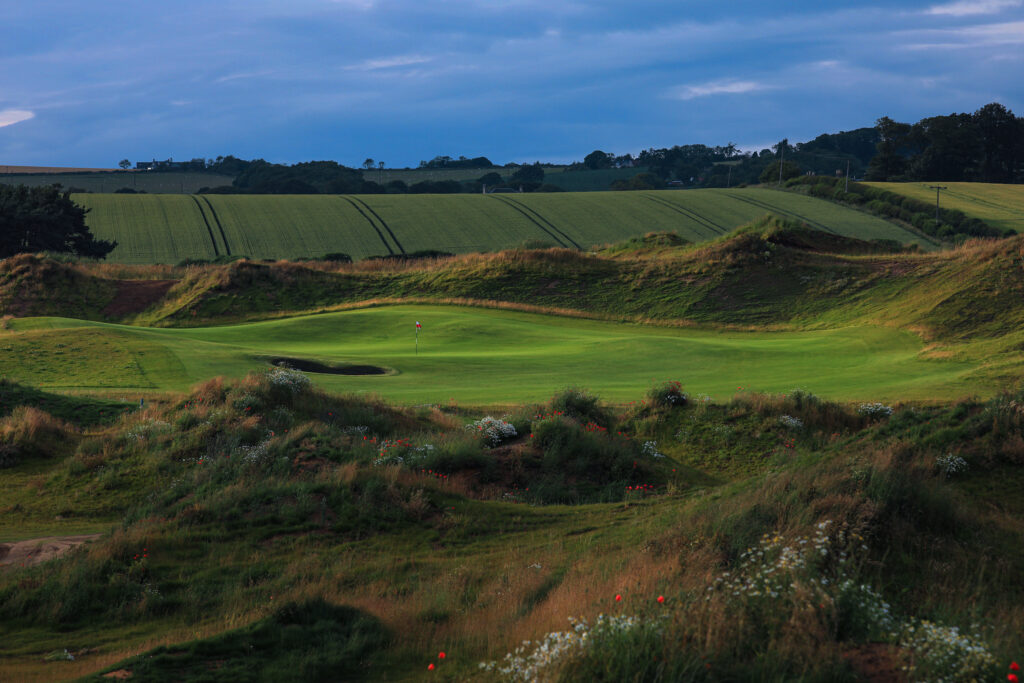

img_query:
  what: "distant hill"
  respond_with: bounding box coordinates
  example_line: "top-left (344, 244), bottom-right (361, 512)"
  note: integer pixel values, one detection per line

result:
top-left (0, 165), bottom-right (119, 173)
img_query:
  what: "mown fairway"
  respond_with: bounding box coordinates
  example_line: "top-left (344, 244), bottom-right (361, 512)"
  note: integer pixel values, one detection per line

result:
top-left (866, 181), bottom-right (1024, 233)
top-left (2, 305), bottom-right (982, 403)
top-left (76, 188), bottom-right (928, 263)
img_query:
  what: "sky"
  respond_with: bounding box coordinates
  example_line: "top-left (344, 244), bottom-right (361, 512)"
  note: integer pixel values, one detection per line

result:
top-left (1, 0), bottom-right (1022, 168)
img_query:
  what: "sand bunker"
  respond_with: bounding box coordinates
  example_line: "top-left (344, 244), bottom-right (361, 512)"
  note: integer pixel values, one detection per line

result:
top-left (270, 357), bottom-right (387, 375)
top-left (0, 534), bottom-right (102, 567)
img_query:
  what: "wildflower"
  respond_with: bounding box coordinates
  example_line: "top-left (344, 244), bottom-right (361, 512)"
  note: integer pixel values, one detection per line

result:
top-left (615, 594), bottom-right (622, 602)
top-left (657, 595), bottom-right (665, 604)
top-left (438, 652), bottom-right (446, 659)
top-left (1012, 662), bottom-right (1021, 672)
top-left (428, 663), bottom-right (435, 671)
top-left (1009, 675), bottom-right (1018, 683)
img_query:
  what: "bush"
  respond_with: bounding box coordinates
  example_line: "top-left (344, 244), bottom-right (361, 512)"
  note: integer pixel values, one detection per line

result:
top-left (321, 252), bottom-right (352, 263)
top-left (0, 406), bottom-right (74, 466)
top-left (647, 380), bottom-right (687, 408)
top-left (466, 416), bottom-right (518, 447)
top-left (549, 387), bottom-right (614, 428)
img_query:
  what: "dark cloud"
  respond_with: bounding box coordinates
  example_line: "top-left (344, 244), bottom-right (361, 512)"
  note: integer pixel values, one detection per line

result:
top-left (0, 1), bottom-right (1021, 165)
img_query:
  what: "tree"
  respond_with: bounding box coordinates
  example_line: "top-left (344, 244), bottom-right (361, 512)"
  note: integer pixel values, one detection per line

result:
top-left (865, 116), bottom-right (912, 181)
top-left (363, 158), bottom-right (375, 170)
top-left (583, 150), bottom-right (614, 170)
top-left (118, 159), bottom-right (131, 170)
top-left (511, 163), bottom-right (544, 184)
top-left (973, 102), bottom-right (1020, 183)
top-left (758, 161), bottom-right (801, 184)
top-left (477, 172), bottom-right (503, 187)
top-left (0, 185), bottom-right (116, 259)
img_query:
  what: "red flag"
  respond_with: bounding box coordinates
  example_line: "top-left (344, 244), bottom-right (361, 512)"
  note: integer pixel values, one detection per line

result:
top-left (416, 321), bottom-right (422, 329)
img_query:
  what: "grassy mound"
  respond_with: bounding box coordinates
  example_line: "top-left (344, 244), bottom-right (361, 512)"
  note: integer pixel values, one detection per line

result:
top-left (89, 599), bottom-right (388, 682)
top-left (0, 254), bottom-right (116, 319)
top-left (0, 373), bottom-right (1023, 680)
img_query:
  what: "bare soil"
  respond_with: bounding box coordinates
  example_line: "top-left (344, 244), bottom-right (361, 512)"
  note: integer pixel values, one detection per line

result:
top-left (0, 534), bottom-right (102, 567)
top-left (102, 280), bottom-right (177, 317)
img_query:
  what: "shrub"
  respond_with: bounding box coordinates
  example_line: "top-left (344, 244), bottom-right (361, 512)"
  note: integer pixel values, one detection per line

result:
top-left (857, 402), bottom-right (894, 420)
top-left (0, 406), bottom-right (74, 466)
top-left (647, 380), bottom-right (687, 408)
top-left (549, 386), bottom-right (613, 428)
top-left (935, 452), bottom-right (968, 477)
top-left (467, 416), bottom-right (518, 447)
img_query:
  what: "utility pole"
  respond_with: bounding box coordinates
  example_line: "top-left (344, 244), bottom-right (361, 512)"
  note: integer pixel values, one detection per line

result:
top-left (928, 185), bottom-right (947, 224)
top-left (845, 160), bottom-right (850, 193)
top-left (727, 165), bottom-right (732, 188)
top-left (778, 143), bottom-right (785, 186)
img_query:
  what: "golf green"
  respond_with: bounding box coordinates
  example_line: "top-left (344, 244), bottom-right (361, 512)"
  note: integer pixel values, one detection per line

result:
top-left (3, 305), bottom-right (984, 404)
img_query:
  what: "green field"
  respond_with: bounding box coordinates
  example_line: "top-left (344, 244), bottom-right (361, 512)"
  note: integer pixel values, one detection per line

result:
top-left (75, 188), bottom-right (928, 263)
top-left (0, 305), bottom-right (982, 403)
top-left (0, 171), bottom-right (235, 194)
top-left (865, 181), bottom-right (1024, 233)
top-left (364, 165), bottom-right (643, 191)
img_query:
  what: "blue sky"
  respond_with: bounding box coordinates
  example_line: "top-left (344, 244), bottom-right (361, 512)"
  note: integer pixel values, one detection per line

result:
top-left (1, 0), bottom-right (1022, 168)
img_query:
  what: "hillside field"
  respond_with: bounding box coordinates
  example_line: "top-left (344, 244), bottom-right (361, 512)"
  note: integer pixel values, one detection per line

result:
top-left (865, 181), bottom-right (1024, 233)
top-left (364, 166), bottom-right (644, 191)
top-left (1, 171), bottom-right (235, 194)
top-left (0, 306), bottom-right (984, 404)
top-left (75, 188), bottom-right (929, 263)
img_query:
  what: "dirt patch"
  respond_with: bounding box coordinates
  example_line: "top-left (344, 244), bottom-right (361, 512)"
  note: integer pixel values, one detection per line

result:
top-left (270, 357), bottom-right (387, 375)
top-left (102, 280), bottom-right (177, 317)
top-left (103, 669), bottom-right (133, 679)
top-left (0, 534), bottom-right (102, 568)
top-left (841, 643), bottom-right (908, 683)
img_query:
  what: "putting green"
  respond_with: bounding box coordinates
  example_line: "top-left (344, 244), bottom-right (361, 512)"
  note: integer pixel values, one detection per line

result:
top-left (2, 306), bottom-right (985, 404)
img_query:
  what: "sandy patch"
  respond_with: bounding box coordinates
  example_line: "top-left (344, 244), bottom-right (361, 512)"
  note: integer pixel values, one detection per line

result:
top-left (0, 534), bottom-right (102, 567)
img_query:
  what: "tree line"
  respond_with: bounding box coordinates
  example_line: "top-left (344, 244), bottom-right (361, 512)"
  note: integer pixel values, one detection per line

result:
top-left (866, 103), bottom-right (1022, 183)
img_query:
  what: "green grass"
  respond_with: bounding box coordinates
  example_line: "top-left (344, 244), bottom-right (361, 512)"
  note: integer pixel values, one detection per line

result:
top-left (0, 305), bottom-right (984, 403)
top-left (364, 166), bottom-right (646, 191)
top-left (1, 373), bottom-right (1021, 681)
top-left (73, 189), bottom-right (928, 264)
top-left (0, 172), bottom-right (234, 194)
top-left (865, 181), bottom-right (1024, 233)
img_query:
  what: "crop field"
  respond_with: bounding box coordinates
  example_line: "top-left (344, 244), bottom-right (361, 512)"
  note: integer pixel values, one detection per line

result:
top-left (75, 188), bottom-right (930, 263)
top-left (0, 171), bottom-right (234, 194)
top-left (0, 305), bottom-right (983, 403)
top-left (865, 181), bottom-right (1024, 233)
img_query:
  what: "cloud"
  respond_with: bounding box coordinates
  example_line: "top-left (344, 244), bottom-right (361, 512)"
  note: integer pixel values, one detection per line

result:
top-left (0, 109), bottom-right (34, 128)
top-left (670, 79), bottom-right (770, 100)
top-left (925, 0), bottom-right (1021, 15)
top-left (344, 55), bottom-right (432, 71)
top-left (900, 20), bottom-right (1024, 48)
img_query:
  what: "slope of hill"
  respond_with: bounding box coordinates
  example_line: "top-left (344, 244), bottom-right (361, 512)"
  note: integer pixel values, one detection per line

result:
top-left (74, 188), bottom-right (932, 263)
top-left (1, 171), bottom-right (235, 194)
top-left (1, 370), bottom-right (1022, 681)
top-left (2, 218), bottom-right (1021, 401)
top-left (865, 181), bottom-right (1024, 234)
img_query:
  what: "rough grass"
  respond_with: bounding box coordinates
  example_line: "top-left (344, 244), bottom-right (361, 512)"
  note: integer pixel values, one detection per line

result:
top-left (0, 375), bottom-right (1022, 681)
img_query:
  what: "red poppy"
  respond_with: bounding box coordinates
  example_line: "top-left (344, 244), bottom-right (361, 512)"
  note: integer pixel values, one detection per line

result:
top-left (428, 663), bottom-right (435, 671)
top-left (1013, 663), bottom-right (1022, 672)
top-left (657, 595), bottom-right (665, 604)
top-left (1009, 675), bottom-right (1019, 683)
top-left (438, 652), bottom-right (446, 659)
top-left (615, 594), bottom-right (622, 602)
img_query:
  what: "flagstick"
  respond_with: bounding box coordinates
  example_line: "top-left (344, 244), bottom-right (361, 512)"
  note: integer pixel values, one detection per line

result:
top-left (415, 327), bottom-right (419, 355)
